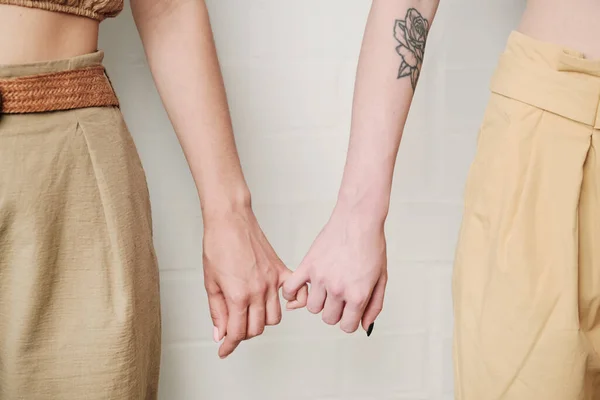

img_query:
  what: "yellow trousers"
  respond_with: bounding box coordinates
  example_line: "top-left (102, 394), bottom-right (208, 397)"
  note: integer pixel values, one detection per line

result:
top-left (453, 31), bottom-right (600, 399)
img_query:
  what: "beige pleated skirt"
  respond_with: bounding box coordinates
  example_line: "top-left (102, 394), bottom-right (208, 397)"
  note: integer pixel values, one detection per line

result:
top-left (0, 52), bottom-right (161, 399)
top-left (453, 32), bottom-right (600, 399)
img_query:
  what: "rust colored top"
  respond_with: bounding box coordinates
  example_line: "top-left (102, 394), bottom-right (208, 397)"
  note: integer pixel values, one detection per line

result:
top-left (0, 0), bottom-right (123, 21)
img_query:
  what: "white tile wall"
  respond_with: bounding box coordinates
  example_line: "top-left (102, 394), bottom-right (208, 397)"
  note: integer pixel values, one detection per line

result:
top-left (99, 0), bottom-right (526, 399)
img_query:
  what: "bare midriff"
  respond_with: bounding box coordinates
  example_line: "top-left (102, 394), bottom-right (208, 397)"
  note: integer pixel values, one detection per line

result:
top-left (0, 4), bottom-right (98, 65)
top-left (1, 1), bottom-right (599, 66)
top-left (520, 0), bottom-right (600, 59)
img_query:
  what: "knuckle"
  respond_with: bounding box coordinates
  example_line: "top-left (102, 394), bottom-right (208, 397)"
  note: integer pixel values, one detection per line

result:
top-left (282, 281), bottom-right (292, 294)
top-left (246, 331), bottom-right (257, 339)
top-left (209, 307), bottom-right (222, 320)
top-left (282, 291), bottom-right (294, 302)
top-left (204, 281), bottom-right (219, 294)
top-left (347, 293), bottom-right (367, 308)
top-left (307, 305), bottom-right (321, 315)
top-left (270, 270), bottom-right (282, 284)
top-left (327, 283), bottom-right (345, 298)
top-left (248, 327), bottom-right (265, 339)
top-left (253, 283), bottom-right (269, 297)
top-left (267, 313), bottom-right (282, 326)
top-left (313, 272), bottom-right (326, 286)
top-left (340, 324), bottom-right (359, 334)
top-left (229, 293), bottom-right (250, 306)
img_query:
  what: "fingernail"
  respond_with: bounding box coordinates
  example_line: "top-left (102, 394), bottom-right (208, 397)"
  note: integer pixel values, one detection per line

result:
top-left (366, 322), bottom-right (375, 337)
top-left (213, 327), bottom-right (219, 343)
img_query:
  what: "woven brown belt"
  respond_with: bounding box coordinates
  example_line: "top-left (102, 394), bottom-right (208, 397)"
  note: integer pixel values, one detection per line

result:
top-left (0, 66), bottom-right (119, 114)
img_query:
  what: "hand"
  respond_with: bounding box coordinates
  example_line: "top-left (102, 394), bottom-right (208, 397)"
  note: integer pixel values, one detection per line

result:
top-left (203, 207), bottom-right (307, 358)
top-left (282, 207), bottom-right (388, 334)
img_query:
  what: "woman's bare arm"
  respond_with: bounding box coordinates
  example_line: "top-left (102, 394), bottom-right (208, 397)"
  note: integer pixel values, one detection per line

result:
top-left (131, 0), bottom-right (307, 358)
top-left (284, 0), bottom-right (440, 334)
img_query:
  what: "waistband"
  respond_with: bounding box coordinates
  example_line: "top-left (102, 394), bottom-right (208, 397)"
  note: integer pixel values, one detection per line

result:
top-left (0, 51), bottom-right (119, 114)
top-left (490, 31), bottom-right (600, 129)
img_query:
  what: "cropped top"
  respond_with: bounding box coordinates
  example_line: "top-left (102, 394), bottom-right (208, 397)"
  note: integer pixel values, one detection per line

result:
top-left (1, 0), bottom-right (123, 21)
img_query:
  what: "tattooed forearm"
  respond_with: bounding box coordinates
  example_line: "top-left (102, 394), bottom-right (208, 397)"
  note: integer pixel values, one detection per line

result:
top-left (394, 8), bottom-right (430, 90)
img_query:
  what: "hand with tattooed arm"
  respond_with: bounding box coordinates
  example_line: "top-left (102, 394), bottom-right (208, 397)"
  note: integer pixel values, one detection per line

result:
top-left (283, 0), bottom-right (439, 335)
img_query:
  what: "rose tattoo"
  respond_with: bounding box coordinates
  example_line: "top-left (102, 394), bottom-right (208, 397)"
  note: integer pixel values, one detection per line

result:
top-left (394, 8), bottom-right (430, 90)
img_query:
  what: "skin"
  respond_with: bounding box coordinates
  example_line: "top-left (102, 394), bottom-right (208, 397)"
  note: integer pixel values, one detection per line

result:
top-left (0, 5), bottom-right (98, 64)
top-left (0, 0), bottom-right (598, 356)
top-left (0, 0), bottom-right (308, 360)
top-left (282, 0), bottom-right (600, 334)
top-left (521, 0), bottom-right (600, 59)
top-left (283, 0), bottom-right (442, 333)
top-left (130, 0), bottom-right (307, 359)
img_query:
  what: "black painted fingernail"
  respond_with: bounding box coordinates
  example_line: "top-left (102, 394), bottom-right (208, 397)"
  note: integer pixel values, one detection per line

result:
top-left (366, 322), bottom-right (375, 337)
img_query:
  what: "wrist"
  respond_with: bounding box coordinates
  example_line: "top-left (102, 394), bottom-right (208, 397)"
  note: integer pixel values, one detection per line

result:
top-left (334, 186), bottom-right (390, 227)
top-left (200, 186), bottom-right (253, 225)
